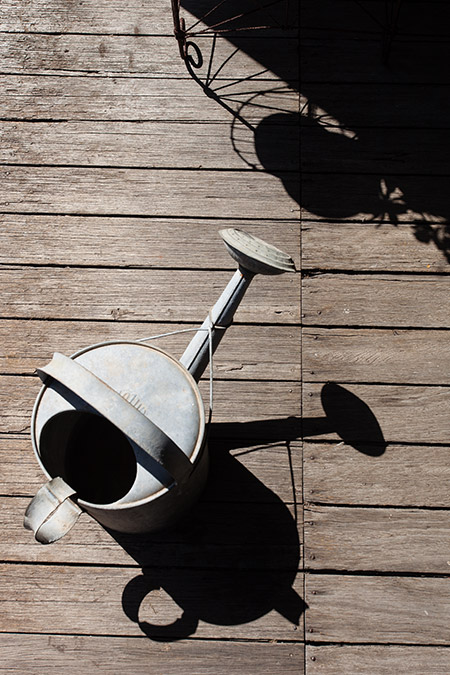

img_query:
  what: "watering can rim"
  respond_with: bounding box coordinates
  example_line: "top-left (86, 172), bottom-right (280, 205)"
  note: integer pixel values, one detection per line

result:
top-left (31, 339), bottom-right (206, 510)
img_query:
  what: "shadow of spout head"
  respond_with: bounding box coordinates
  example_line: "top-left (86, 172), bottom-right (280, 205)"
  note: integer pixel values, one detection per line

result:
top-left (321, 382), bottom-right (387, 457)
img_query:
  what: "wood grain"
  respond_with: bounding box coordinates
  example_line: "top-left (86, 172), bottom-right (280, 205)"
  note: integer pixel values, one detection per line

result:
top-left (306, 645), bottom-right (450, 675)
top-left (0, 0), bottom-right (299, 35)
top-left (303, 441), bottom-right (450, 508)
top-left (0, 74), bottom-right (299, 122)
top-left (301, 221), bottom-right (450, 273)
top-left (0, 266), bottom-right (299, 323)
top-left (0, 119), bottom-right (299, 171)
top-left (0, 0), bottom-right (437, 40)
top-left (0, 0), bottom-right (176, 34)
top-left (0, 0), bottom-right (304, 663)
top-left (8, 0), bottom-right (450, 663)
top-left (0, 216), bottom-right (300, 268)
top-left (0, 377), bottom-right (301, 434)
top-left (302, 274), bottom-right (450, 328)
top-left (0, 634), bottom-right (304, 675)
top-left (305, 574), bottom-right (450, 644)
top-left (304, 505), bottom-right (450, 573)
top-left (303, 382), bottom-right (450, 445)
top-left (0, 165), bottom-right (299, 219)
top-left (303, 328), bottom-right (450, 385)
top-left (0, 33), bottom-right (298, 79)
top-left (0, 319), bottom-right (301, 379)
top-left (0, 563), bottom-right (304, 640)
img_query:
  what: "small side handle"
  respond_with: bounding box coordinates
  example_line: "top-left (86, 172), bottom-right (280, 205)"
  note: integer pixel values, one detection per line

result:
top-left (24, 476), bottom-right (82, 544)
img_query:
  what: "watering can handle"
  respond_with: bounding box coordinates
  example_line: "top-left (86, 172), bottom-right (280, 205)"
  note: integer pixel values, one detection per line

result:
top-left (37, 352), bottom-right (193, 486)
top-left (24, 476), bottom-right (82, 544)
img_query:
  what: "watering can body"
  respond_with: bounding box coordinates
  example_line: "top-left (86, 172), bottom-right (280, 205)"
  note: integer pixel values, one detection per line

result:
top-left (27, 341), bottom-right (207, 541)
top-left (24, 229), bottom-right (295, 544)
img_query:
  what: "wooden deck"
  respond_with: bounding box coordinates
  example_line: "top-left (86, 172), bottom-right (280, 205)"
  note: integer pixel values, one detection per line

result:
top-left (1, 0), bottom-right (449, 672)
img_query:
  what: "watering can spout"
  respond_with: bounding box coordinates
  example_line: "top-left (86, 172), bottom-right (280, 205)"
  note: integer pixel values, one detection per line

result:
top-left (179, 229), bottom-right (295, 381)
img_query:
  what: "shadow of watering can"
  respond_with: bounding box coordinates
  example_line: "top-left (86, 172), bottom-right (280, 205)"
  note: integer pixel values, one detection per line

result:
top-left (24, 229), bottom-right (295, 544)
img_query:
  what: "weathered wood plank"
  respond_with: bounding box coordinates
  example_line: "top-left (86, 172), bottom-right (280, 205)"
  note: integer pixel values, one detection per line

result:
top-left (0, 377), bottom-right (301, 434)
top-left (305, 575), bottom-right (450, 644)
top-left (0, 34), bottom-right (186, 77)
top-left (303, 441), bottom-right (450, 507)
top-left (0, 320), bottom-right (300, 379)
top-left (0, 563), bottom-right (304, 639)
top-left (0, 634), bottom-right (304, 675)
top-left (303, 382), bottom-right (450, 445)
top-left (302, 274), bottom-right (450, 328)
top-left (0, 267), bottom-right (299, 323)
top-left (0, 120), bottom-right (299, 171)
top-left (0, 33), bottom-right (298, 79)
top-left (0, 0), bottom-right (175, 34)
top-left (0, 75), bottom-right (299, 122)
top-left (306, 645), bottom-right (450, 675)
top-left (0, 0), bottom-right (269, 34)
top-left (1, 496), bottom-right (302, 568)
top-left (0, 435), bottom-right (43, 494)
top-left (304, 505), bottom-right (450, 573)
top-left (0, 0), bottom-right (300, 35)
top-left (0, 165), bottom-right (299, 219)
top-left (303, 328), bottom-right (450, 385)
top-left (0, 434), bottom-right (302, 502)
top-left (301, 222), bottom-right (450, 273)
top-left (0, 216), bottom-right (300, 268)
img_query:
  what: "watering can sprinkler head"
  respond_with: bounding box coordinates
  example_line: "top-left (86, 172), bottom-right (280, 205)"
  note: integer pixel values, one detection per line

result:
top-left (219, 228), bottom-right (296, 276)
top-left (179, 228), bottom-right (296, 381)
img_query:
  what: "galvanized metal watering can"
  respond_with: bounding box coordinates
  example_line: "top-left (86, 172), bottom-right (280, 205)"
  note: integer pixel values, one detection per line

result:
top-left (24, 229), bottom-right (295, 544)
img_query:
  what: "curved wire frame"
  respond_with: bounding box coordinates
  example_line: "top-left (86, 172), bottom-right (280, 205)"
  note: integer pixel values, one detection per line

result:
top-left (170, 0), bottom-right (298, 143)
top-left (171, 0), bottom-right (297, 62)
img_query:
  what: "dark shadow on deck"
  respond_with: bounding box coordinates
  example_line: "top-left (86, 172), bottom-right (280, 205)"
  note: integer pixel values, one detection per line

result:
top-left (117, 429), bottom-right (304, 641)
top-left (177, 0), bottom-right (300, 207)
top-left (177, 0), bottom-right (450, 261)
top-left (210, 383), bottom-right (386, 456)
top-left (114, 383), bottom-right (384, 640)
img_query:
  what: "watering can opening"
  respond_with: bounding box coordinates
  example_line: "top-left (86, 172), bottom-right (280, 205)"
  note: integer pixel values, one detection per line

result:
top-left (40, 410), bottom-right (137, 505)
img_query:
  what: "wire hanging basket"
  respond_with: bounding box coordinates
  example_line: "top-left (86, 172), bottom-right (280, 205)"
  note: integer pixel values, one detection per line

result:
top-left (171, 0), bottom-right (298, 63)
top-left (170, 0), bottom-right (299, 169)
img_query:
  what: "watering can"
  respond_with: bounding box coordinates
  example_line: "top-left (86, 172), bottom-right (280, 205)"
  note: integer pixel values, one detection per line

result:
top-left (24, 229), bottom-right (295, 544)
